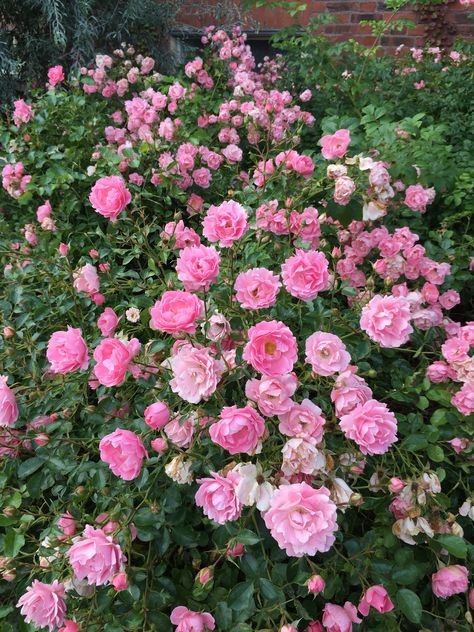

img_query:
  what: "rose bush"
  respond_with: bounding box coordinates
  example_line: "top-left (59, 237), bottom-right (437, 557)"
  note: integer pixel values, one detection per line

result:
top-left (0, 26), bottom-right (473, 632)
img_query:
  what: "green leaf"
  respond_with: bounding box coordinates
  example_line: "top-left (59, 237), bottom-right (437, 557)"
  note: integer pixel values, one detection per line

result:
top-left (402, 434), bottom-right (428, 451)
top-left (3, 530), bottom-right (25, 557)
top-left (396, 589), bottom-right (422, 623)
top-left (436, 535), bottom-right (467, 558)
top-left (427, 445), bottom-right (444, 462)
top-left (259, 578), bottom-right (284, 603)
top-left (235, 529), bottom-right (262, 545)
top-left (228, 580), bottom-right (254, 611)
top-left (17, 457), bottom-right (44, 478)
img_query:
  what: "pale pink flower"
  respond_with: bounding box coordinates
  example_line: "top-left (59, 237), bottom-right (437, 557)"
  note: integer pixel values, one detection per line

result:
top-left (46, 327), bottom-right (89, 374)
top-left (245, 373), bottom-right (297, 416)
top-left (432, 565), bottom-right (469, 598)
top-left (308, 574), bottom-right (325, 594)
top-left (164, 415), bottom-right (195, 448)
top-left (150, 290), bottom-right (203, 335)
top-left (243, 320), bottom-right (298, 377)
top-left (263, 483), bottom-right (338, 556)
top-left (93, 337), bottom-right (139, 386)
top-left (451, 383), bottom-right (474, 416)
top-left (17, 580), bottom-right (66, 631)
top-left (360, 294), bottom-right (413, 348)
top-left (209, 405), bottom-right (265, 454)
top-left (358, 585), bottom-right (394, 615)
top-left (281, 437), bottom-right (326, 476)
top-left (13, 99), bottom-right (33, 126)
top-left (234, 268), bottom-right (281, 309)
top-left (168, 346), bottom-right (225, 403)
top-left (144, 401), bottom-right (170, 430)
top-left (339, 399), bottom-right (397, 455)
top-left (334, 176), bottom-right (356, 205)
top-left (58, 512), bottom-right (77, 537)
top-left (305, 332), bottom-right (350, 376)
top-left (281, 250), bottom-right (329, 301)
top-left (322, 602), bottom-right (361, 632)
top-left (67, 525), bottom-right (125, 586)
top-left (89, 176), bottom-right (131, 221)
top-left (176, 245), bottom-right (220, 291)
top-left (320, 129), bottom-right (351, 160)
top-left (170, 606), bottom-right (215, 632)
top-left (99, 428), bottom-right (146, 480)
top-left (73, 263), bottom-right (100, 295)
top-left (278, 399), bottom-right (325, 443)
top-left (37, 200), bottom-right (52, 222)
top-left (0, 375), bottom-right (19, 427)
top-left (97, 307), bottom-right (119, 337)
top-left (195, 471), bottom-right (242, 524)
top-left (202, 200), bottom-right (248, 247)
top-left (404, 184), bottom-right (435, 213)
top-left (331, 370), bottom-right (373, 417)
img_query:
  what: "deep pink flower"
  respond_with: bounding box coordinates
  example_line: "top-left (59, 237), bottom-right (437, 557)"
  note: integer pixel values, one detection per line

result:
top-left (195, 471), bottom-right (242, 524)
top-left (176, 245), bottom-right (220, 292)
top-left (48, 65), bottom-right (65, 86)
top-left (358, 585), bottom-right (394, 615)
top-left (97, 307), bottom-right (119, 337)
top-left (320, 129), bottom-right (351, 160)
top-left (281, 250), bottom-right (329, 301)
top-left (209, 405), bottom-right (266, 454)
top-left (234, 268), bottom-right (281, 309)
top-left (67, 525), bottom-right (125, 586)
top-left (243, 320), bottom-right (298, 377)
top-left (202, 200), bottom-right (248, 247)
top-left (93, 337), bottom-right (139, 386)
top-left (89, 176), bottom-right (131, 221)
top-left (144, 401), bottom-right (170, 429)
top-left (47, 327), bottom-right (89, 374)
top-left (150, 291), bottom-right (203, 335)
top-left (0, 375), bottom-right (19, 427)
top-left (99, 428), bottom-right (147, 480)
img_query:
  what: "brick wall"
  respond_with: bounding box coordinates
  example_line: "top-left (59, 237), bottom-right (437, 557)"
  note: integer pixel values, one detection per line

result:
top-left (177, 0), bottom-right (473, 53)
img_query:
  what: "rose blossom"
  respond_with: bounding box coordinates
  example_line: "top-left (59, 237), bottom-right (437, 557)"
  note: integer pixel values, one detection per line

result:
top-left (360, 294), bottom-right (413, 348)
top-left (234, 268), bottom-right (281, 309)
top-left (305, 332), bottom-right (350, 376)
top-left (281, 437), bottom-right (326, 476)
top-left (243, 320), bottom-right (298, 377)
top-left (170, 606), bottom-right (215, 632)
top-left (404, 184), bottom-right (435, 213)
top-left (331, 370), bottom-right (373, 417)
top-left (209, 405), bottom-right (266, 454)
top-left (164, 415), bottom-right (195, 448)
top-left (112, 573), bottom-right (128, 591)
top-left (0, 375), bottom-right (19, 427)
top-left (73, 263), bottom-right (100, 295)
top-left (339, 399), bottom-right (398, 455)
top-left (281, 250), bottom-right (329, 301)
top-left (203, 312), bottom-right (230, 341)
top-left (322, 602), bottom-right (361, 632)
top-left (89, 175), bottom-right (132, 221)
top-left (48, 65), bottom-right (65, 86)
top-left (58, 512), bottom-right (76, 537)
top-left (97, 307), bottom-right (119, 337)
top-left (263, 483), bottom-right (338, 556)
top-left (67, 525), bottom-right (125, 586)
top-left (432, 565), bottom-right (469, 598)
top-left (13, 99), bottom-right (33, 126)
top-left (58, 621), bottom-right (80, 632)
top-left (150, 290), bottom-right (203, 334)
top-left (233, 462), bottom-right (274, 511)
top-left (144, 401), bottom-right (170, 429)
top-left (93, 337), bottom-right (139, 386)
top-left (17, 580), bottom-right (66, 631)
top-left (308, 574), bottom-right (325, 594)
top-left (334, 176), bottom-right (356, 206)
top-left (195, 471), bottom-right (242, 524)
top-left (245, 373), bottom-right (297, 416)
top-left (202, 200), bottom-right (248, 247)
top-left (320, 129), bottom-right (351, 160)
top-left (47, 327), bottom-right (89, 374)
top-left (168, 345), bottom-right (225, 403)
top-left (176, 245), bottom-right (220, 291)
top-left (451, 383), bottom-right (474, 416)
top-left (358, 585), bottom-right (394, 615)
top-left (99, 428), bottom-right (147, 480)
top-left (278, 399), bottom-right (325, 443)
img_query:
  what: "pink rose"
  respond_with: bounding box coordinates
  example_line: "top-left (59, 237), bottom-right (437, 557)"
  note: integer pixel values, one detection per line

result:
top-left (308, 574), bottom-right (325, 594)
top-left (13, 99), bottom-right (33, 127)
top-left (150, 290), bottom-right (203, 335)
top-left (439, 290), bottom-right (460, 310)
top-left (278, 399), bottom-right (325, 443)
top-left (209, 405), bottom-right (266, 454)
top-left (432, 565), bottom-right (469, 598)
top-left (320, 129), bottom-right (351, 160)
top-left (192, 167), bottom-right (212, 188)
top-left (144, 401), bottom-right (170, 429)
top-left (93, 337), bottom-right (139, 386)
top-left (451, 383), bottom-right (474, 416)
top-left (305, 332), bottom-right (350, 376)
top-left (222, 144), bottom-right (243, 163)
top-left (73, 263), bottom-right (100, 295)
top-left (168, 345), bottom-right (225, 404)
top-left (151, 437), bottom-right (168, 453)
top-left (243, 320), bottom-right (298, 377)
top-left (322, 602), bottom-right (361, 632)
top-left (234, 268), bottom-right (281, 309)
top-left (339, 399), bottom-right (398, 455)
top-left (263, 483), bottom-right (338, 556)
top-left (281, 437), bottom-right (325, 476)
top-left (58, 620), bottom-right (80, 632)
top-left (170, 606), bottom-right (215, 632)
top-left (404, 184), bottom-right (435, 213)
top-left (112, 572), bottom-right (128, 591)
top-left (58, 512), bottom-right (77, 537)
top-left (202, 200), bottom-right (248, 247)
top-left (48, 65), bottom-right (65, 86)
top-left (441, 337), bottom-right (469, 363)
top-left (334, 176), bottom-right (356, 206)
top-left (281, 250), bottom-right (329, 301)
top-left (89, 176), bottom-right (132, 221)
top-left (17, 580), bottom-right (66, 631)
top-left (47, 327), bottom-right (89, 374)
top-left (358, 585), bottom-right (394, 615)
top-left (99, 428), bottom-right (147, 480)
top-left (176, 245), bottom-right (220, 291)
top-left (37, 200), bottom-right (52, 222)
top-left (0, 375), bottom-right (19, 427)
top-left (300, 89), bottom-right (312, 101)
top-left (195, 471), bottom-right (242, 524)
top-left (245, 373), bottom-right (297, 416)
top-left (164, 415), bottom-right (195, 448)
top-left (360, 294), bottom-right (413, 348)
top-left (97, 307), bottom-right (119, 337)
top-left (331, 370), bottom-right (373, 417)
top-left (67, 525), bottom-right (125, 586)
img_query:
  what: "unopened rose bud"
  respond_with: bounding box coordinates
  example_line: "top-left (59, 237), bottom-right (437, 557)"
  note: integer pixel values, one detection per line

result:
top-left (388, 477), bottom-right (405, 493)
top-left (197, 567), bottom-right (213, 584)
top-left (307, 574), bottom-right (325, 595)
top-left (2, 569), bottom-right (16, 582)
top-left (112, 572), bottom-right (128, 591)
top-left (34, 433), bottom-right (49, 446)
top-left (149, 502), bottom-right (159, 513)
top-left (3, 507), bottom-right (16, 518)
top-left (350, 493), bottom-right (363, 506)
top-left (226, 543), bottom-right (245, 557)
top-left (3, 326), bottom-right (14, 338)
top-left (367, 369), bottom-right (377, 378)
top-left (74, 486), bottom-right (86, 496)
top-left (280, 625), bottom-right (298, 632)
